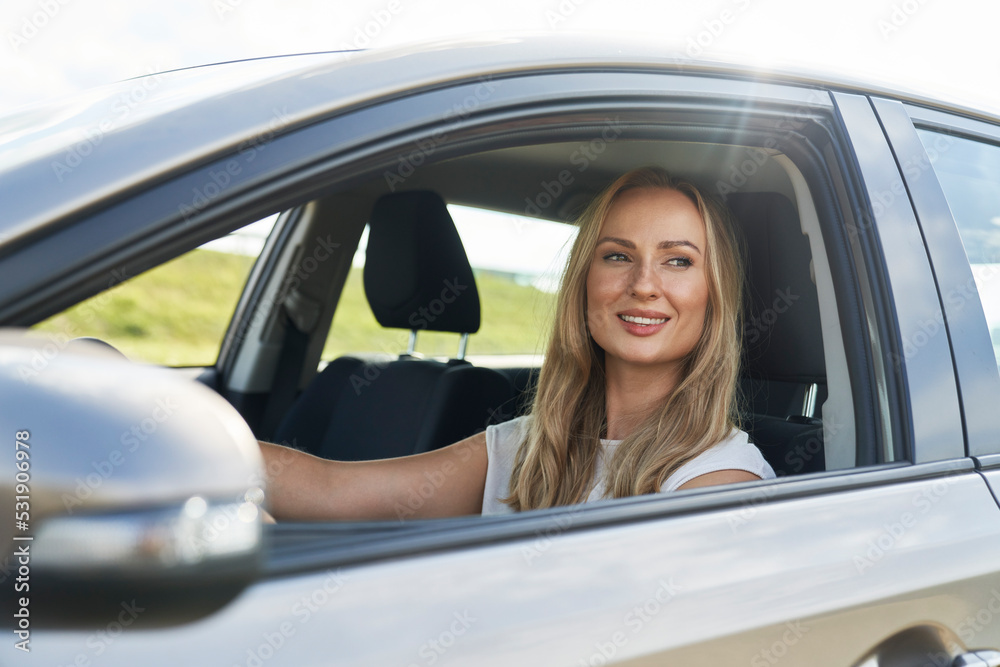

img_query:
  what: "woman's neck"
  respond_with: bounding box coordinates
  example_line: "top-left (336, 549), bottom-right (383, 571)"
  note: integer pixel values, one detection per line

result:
top-left (603, 361), bottom-right (680, 440)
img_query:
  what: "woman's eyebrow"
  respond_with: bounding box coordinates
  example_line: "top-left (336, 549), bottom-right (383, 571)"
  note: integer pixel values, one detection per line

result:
top-left (596, 237), bottom-right (701, 255)
top-left (659, 240), bottom-right (701, 254)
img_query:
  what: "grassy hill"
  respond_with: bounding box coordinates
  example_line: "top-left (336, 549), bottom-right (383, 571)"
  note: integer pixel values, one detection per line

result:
top-left (33, 249), bottom-right (558, 366)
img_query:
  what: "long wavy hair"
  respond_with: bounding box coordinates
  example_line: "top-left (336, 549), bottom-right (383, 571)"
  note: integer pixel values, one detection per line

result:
top-left (505, 166), bottom-right (745, 511)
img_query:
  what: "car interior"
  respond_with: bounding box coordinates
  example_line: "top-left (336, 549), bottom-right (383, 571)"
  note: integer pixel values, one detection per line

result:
top-left (210, 137), bottom-right (857, 484)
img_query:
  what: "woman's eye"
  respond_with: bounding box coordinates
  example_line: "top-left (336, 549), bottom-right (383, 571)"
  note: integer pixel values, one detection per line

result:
top-left (603, 252), bottom-right (629, 262)
top-left (666, 257), bottom-right (692, 268)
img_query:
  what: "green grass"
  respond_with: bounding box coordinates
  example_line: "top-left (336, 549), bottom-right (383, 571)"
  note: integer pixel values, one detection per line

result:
top-left (322, 268), bottom-right (558, 360)
top-left (33, 249), bottom-right (256, 366)
top-left (32, 251), bottom-right (558, 366)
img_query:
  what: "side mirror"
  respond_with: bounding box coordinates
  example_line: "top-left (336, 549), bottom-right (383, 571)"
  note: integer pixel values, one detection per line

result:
top-left (0, 333), bottom-right (265, 630)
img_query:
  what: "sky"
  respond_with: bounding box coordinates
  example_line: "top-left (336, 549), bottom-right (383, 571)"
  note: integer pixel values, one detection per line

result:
top-left (0, 0), bottom-right (998, 117)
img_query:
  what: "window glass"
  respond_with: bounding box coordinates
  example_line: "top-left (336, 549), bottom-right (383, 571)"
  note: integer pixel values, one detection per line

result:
top-left (917, 130), bottom-right (1000, 367)
top-left (322, 205), bottom-right (577, 364)
top-left (31, 215), bottom-right (278, 366)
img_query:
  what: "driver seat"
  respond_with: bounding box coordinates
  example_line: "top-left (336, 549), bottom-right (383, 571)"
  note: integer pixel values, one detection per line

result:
top-left (273, 191), bottom-right (515, 461)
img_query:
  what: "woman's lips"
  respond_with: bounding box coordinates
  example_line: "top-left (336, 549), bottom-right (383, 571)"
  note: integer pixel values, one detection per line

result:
top-left (617, 312), bottom-right (670, 336)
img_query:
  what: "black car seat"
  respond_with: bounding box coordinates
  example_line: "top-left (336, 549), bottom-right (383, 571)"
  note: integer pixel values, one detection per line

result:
top-left (273, 191), bottom-right (516, 461)
top-left (728, 192), bottom-right (827, 476)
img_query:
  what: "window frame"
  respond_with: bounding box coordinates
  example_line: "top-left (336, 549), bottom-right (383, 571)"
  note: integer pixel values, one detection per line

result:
top-left (831, 92), bottom-right (966, 464)
top-left (3, 67), bottom-right (958, 560)
top-left (878, 101), bottom-right (1000, 461)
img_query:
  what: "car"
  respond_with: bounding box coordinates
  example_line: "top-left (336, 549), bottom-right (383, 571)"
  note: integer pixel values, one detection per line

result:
top-left (2, 35), bottom-right (1000, 666)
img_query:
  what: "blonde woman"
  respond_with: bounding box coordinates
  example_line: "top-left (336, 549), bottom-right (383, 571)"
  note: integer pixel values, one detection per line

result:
top-left (261, 167), bottom-right (774, 520)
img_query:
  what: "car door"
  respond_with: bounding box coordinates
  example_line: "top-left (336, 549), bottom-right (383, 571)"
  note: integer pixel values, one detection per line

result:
top-left (7, 48), bottom-right (1000, 666)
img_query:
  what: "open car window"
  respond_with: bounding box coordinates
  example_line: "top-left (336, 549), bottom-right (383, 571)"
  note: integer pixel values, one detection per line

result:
top-left (263, 131), bottom-right (879, 488)
top-left (29, 215), bottom-right (279, 366)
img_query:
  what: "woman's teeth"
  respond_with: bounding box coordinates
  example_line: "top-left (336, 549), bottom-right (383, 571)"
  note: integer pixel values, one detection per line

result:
top-left (619, 314), bottom-right (667, 326)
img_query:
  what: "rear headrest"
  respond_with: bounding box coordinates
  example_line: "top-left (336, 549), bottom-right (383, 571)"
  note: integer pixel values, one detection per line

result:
top-left (728, 192), bottom-right (825, 383)
top-left (363, 191), bottom-right (481, 334)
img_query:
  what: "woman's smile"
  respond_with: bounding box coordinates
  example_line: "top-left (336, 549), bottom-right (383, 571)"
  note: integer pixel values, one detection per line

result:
top-left (616, 309), bottom-right (671, 335)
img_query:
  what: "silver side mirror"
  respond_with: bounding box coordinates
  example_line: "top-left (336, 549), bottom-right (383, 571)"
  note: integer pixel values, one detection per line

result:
top-left (0, 333), bottom-right (265, 629)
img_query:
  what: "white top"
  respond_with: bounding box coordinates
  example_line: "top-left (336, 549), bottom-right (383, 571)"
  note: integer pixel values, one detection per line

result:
top-left (482, 415), bottom-right (775, 515)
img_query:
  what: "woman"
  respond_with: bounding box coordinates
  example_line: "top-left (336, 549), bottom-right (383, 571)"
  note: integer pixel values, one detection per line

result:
top-left (260, 166), bottom-right (774, 520)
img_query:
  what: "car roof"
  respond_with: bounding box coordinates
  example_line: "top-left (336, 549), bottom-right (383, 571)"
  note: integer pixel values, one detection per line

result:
top-left (1, 34), bottom-right (996, 250)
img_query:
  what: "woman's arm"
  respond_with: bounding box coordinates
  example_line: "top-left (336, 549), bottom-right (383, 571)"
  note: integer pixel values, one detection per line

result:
top-left (676, 469), bottom-right (761, 490)
top-left (260, 431), bottom-right (488, 521)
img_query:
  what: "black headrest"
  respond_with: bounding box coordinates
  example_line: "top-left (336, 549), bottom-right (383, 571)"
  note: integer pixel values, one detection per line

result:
top-left (728, 192), bottom-right (825, 383)
top-left (363, 191), bottom-right (481, 333)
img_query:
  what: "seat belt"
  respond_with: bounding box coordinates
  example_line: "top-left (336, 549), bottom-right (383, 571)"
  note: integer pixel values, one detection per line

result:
top-left (259, 289), bottom-right (320, 441)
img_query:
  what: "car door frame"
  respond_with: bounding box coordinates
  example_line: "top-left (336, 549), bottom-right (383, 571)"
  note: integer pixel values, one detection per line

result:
top-left (14, 62), bottom-right (1000, 666)
top-left (872, 99), bottom-right (1000, 465)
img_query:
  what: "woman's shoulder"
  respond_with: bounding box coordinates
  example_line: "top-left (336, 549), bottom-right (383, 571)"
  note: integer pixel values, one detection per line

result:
top-left (485, 414), bottom-right (532, 451)
top-left (486, 413), bottom-right (532, 435)
top-left (661, 428), bottom-right (776, 492)
top-left (481, 415), bottom-right (532, 516)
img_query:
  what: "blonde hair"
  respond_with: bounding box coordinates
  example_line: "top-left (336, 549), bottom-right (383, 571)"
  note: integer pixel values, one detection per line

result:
top-left (505, 166), bottom-right (745, 511)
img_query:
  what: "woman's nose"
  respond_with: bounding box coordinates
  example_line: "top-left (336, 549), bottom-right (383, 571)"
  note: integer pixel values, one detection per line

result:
top-left (628, 262), bottom-right (660, 299)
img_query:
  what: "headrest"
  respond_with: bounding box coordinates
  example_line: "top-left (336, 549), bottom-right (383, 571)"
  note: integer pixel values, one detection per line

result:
top-left (363, 191), bottom-right (481, 334)
top-left (728, 192), bottom-right (825, 383)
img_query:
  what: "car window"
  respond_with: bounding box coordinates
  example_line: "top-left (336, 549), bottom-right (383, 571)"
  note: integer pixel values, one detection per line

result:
top-left (321, 204), bottom-right (576, 364)
top-left (916, 130), bottom-right (1000, 368)
top-left (30, 215), bottom-right (279, 366)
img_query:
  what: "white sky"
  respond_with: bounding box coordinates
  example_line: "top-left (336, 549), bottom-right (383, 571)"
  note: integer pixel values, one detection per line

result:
top-left (0, 0), bottom-right (998, 116)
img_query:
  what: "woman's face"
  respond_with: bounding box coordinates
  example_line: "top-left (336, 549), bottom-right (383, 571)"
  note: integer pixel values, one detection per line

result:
top-left (586, 187), bottom-right (710, 379)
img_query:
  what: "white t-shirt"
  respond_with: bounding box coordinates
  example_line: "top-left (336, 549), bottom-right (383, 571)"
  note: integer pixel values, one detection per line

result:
top-left (482, 415), bottom-right (775, 515)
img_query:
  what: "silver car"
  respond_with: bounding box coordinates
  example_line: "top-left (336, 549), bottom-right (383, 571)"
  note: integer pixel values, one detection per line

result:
top-left (2, 37), bottom-right (1000, 666)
